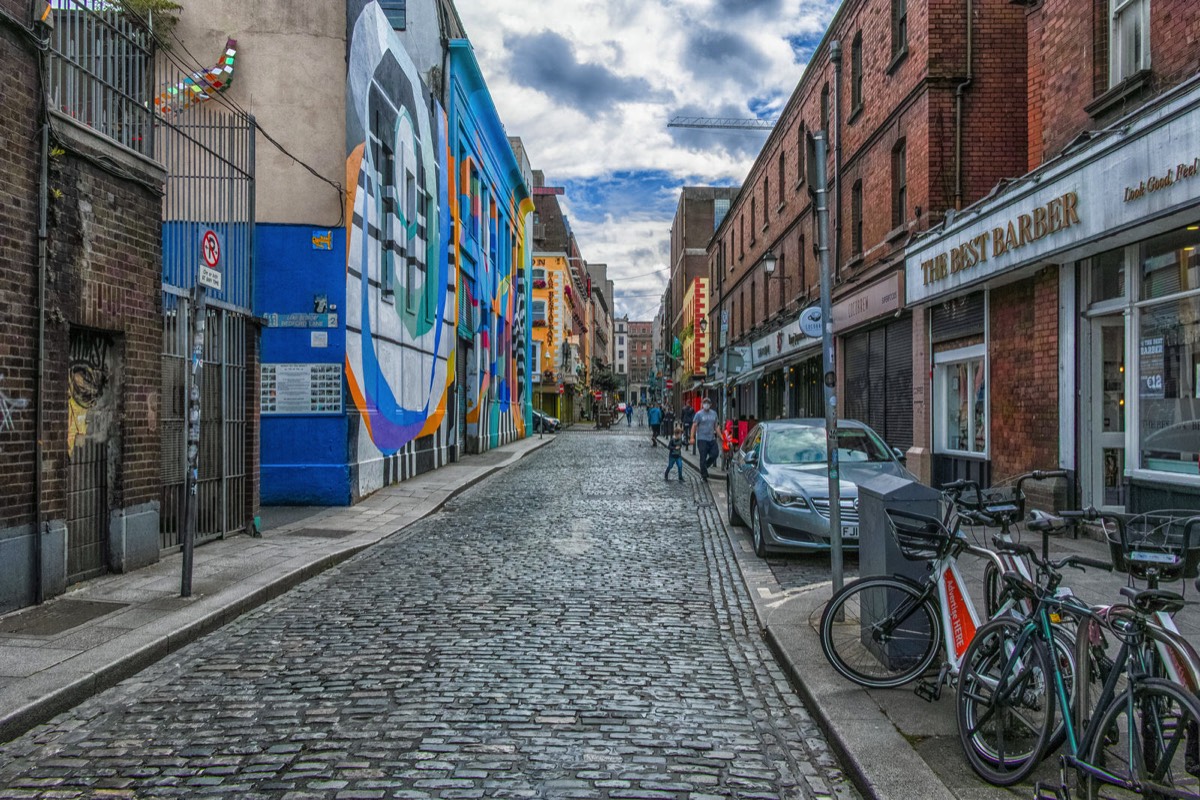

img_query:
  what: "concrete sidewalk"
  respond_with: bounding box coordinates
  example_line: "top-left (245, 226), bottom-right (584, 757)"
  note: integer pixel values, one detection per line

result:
top-left (0, 435), bottom-right (553, 744)
top-left (680, 444), bottom-right (1200, 799)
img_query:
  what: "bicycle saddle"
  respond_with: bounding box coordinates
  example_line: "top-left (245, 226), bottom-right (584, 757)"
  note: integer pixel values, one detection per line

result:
top-left (1026, 509), bottom-right (1068, 534)
top-left (1119, 585), bottom-right (1186, 615)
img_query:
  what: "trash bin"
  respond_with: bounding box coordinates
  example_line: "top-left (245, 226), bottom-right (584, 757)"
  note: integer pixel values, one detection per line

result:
top-left (855, 473), bottom-right (943, 669)
top-left (857, 472), bottom-right (942, 583)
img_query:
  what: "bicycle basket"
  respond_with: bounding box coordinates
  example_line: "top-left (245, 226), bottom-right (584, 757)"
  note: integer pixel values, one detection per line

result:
top-left (955, 484), bottom-right (1025, 521)
top-left (886, 508), bottom-right (955, 561)
top-left (1106, 510), bottom-right (1200, 582)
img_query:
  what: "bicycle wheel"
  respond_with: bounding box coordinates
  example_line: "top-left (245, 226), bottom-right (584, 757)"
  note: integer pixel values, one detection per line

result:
top-left (1082, 677), bottom-right (1200, 800)
top-left (956, 617), bottom-right (1056, 785)
top-left (819, 576), bottom-right (941, 689)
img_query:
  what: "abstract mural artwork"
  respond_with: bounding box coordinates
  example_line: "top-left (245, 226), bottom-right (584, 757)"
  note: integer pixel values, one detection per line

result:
top-left (343, 3), bottom-right (453, 494)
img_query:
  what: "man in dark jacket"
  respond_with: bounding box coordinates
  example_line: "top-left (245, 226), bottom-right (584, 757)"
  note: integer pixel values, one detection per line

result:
top-left (680, 402), bottom-right (696, 453)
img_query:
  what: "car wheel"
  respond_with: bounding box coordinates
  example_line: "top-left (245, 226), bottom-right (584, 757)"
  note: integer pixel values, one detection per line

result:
top-left (727, 475), bottom-right (744, 527)
top-left (751, 501), bottom-right (768, 558)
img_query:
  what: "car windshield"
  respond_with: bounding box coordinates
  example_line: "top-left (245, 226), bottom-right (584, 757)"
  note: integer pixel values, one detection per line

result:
top-left (763, 426), bottom-right (893, 465)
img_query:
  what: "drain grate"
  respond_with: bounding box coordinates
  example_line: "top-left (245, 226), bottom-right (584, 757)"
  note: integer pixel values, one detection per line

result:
top-left (286, 528), bottom-right (359, 539)
top-left (0, 599), bottom-right (129, 637)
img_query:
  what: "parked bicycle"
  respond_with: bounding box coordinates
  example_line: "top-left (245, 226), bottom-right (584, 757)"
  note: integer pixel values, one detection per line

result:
top-left (819, 472), bottom-right (1080, 705)
top-left (954, 508), bottom-right (1200, 795)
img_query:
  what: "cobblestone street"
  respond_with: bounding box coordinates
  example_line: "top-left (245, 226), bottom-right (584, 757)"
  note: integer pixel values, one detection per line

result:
top-left (0, 431), bottom-right (858, 800)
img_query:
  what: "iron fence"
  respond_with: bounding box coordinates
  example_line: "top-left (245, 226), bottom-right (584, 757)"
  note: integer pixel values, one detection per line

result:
top-left (46, 0), bottom-right (156, 156)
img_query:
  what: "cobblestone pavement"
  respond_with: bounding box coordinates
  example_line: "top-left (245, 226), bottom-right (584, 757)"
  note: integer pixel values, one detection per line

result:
top-left (0, 431), bottom-right (859, 800)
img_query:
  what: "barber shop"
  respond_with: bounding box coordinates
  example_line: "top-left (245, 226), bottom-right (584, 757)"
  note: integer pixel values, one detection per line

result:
top-left (905, 80), bottom-right (1200, 513)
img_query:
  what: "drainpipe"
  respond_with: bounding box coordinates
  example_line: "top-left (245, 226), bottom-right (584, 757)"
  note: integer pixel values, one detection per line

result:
top-left (955, 0), bottom-right (975, 210)
top-left (33, 2), bottom-right (52, 604)
top-left (830, 41), bottom-right (843, 280)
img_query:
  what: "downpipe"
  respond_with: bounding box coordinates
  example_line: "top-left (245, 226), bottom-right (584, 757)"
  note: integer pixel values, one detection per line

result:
top-left (34, 120), bottom-right (48, 605)
top-left (830, 41), bottom-right (843, 280)
top-left (954, 0), bottom-right (975, 210)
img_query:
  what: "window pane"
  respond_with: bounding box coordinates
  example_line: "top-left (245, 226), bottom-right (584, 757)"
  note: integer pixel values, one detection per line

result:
top-left (946, 362), bottom-right (968, 451)
top-left (1090, 247), bottom-right (1126, 304)
top-left (971, 359), bottom-right (986, 453)
top-left (379, 0), bottom-right (406, 30)
top-left (1140, 224), bottom-right (1200, 300)
top-left (1138, 295), bottom-right (1200, 475)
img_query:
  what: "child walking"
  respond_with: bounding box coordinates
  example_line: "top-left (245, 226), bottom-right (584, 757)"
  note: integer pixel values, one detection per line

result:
top-left (664, 423), bottom-right (685, 481)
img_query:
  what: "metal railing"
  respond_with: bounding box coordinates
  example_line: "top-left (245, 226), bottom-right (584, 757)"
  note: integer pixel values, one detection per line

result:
top-left (46, 0), bottom-right (156, 156)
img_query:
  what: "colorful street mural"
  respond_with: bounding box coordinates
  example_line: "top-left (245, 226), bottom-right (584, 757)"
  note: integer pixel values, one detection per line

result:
top-left (448, 40), bottom-right (534, 453)
top-left (343, 4), bottom-right (454, 497)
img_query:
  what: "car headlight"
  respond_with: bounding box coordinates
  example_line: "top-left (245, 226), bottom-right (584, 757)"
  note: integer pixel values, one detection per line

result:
top-left (770, 487), bottom-right (810, 509)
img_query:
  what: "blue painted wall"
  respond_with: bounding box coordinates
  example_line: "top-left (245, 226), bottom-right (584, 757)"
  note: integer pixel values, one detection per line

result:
top-left (255, 223), bottom-right (351, 505)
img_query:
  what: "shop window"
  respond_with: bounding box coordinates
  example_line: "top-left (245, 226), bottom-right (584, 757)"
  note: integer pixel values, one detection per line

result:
top-left (1110, 0), bottom-right (1150, 87)
top-left (1136, 226), bottom-right (1199, 476)
top-left (935, 346), bottom-right (987, 455)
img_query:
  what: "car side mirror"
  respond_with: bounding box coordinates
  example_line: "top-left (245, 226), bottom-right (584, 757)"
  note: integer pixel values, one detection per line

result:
top-left (892, 447), bottom-right (907, 463)
top-left (744, 450), bottom-right (758, 466)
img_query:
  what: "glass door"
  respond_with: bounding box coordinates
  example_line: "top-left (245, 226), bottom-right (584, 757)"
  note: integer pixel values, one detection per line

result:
top-left (1091, 317), bottom-right (1127, 509)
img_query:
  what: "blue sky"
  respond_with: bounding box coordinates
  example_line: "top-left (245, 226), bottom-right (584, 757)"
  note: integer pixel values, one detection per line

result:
top-left (454, 0), bottom-right (839, 321)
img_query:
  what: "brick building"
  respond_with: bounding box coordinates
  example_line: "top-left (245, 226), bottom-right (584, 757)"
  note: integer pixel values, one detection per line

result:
top-left (709, 0), bottom-right (1027, 453)
top-left (627, 321), bottom-right (655, 404)
top-left (906, 0), bottom-right (1200, 511)
top-left (667, 187), bottom-right (736, 411)
top-left (1, 1), bottom-right (165, 613)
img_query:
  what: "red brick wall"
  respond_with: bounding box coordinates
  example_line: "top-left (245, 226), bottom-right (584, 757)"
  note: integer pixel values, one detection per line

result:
top-left (988, 269), bottom-right (1060, 480)
top-left (0, 12), bottom-right (41, 530)
top-left (711, 0), bottom-right (1029, 344)
top-left (1030, 0), bottom-right (1200, 165)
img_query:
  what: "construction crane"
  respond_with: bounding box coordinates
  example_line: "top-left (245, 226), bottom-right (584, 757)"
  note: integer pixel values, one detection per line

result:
top-left (667, 116), bottom-right (775, 131)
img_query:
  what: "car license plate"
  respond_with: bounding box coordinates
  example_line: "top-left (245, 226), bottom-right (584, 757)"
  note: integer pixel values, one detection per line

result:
top-left (841, 525), bottom-right (859, 539)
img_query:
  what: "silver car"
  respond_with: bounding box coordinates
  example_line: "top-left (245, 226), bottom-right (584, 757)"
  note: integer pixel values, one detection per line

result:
top-left (726, 419), bottom-right (915, 556)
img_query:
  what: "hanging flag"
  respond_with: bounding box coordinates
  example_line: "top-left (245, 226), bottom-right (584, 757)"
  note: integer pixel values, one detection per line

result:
top-left (671, 337), bottom-right (682, 359)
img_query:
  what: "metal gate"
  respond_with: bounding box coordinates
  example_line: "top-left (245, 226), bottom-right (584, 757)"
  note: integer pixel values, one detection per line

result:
top-left (160, 297), bottom-right (248, 549)
top-left (154, 52), bottom-right (254, 551)
top-left (67, 441), bottom-right (108, 582)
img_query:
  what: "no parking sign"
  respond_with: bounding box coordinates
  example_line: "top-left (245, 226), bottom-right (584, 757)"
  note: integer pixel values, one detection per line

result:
top-left (199, 229), bottom-right (223, 291)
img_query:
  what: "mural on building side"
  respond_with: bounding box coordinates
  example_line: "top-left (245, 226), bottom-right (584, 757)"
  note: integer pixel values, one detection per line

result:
top-left (344, 4), bottom-right (454, 494)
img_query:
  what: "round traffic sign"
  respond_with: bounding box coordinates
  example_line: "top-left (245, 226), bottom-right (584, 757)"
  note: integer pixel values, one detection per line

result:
top-left (201, 230), bottom-right (221, 268)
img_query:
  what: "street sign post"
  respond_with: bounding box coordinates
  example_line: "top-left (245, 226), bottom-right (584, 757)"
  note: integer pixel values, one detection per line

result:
top-left (183, 229), bottom-right (223, 597)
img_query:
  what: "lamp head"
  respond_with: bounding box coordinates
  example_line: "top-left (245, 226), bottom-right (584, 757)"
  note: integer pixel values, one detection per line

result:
top-left (761, 249), bottom-right (778, 275)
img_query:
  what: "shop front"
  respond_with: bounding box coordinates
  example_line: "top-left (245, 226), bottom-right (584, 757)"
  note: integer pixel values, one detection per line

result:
top-left (747, 316), bottom-right (820, 425)
top-left (833, 272), bottom-right (912, 453)
top-left (905, 79), bottom-right (1200, 511)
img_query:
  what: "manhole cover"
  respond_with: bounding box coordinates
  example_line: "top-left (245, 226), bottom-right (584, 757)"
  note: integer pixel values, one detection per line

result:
top-left (286, 528), bottom-right (358, 538)
top-left (0, 599), bottom-right (128, 637)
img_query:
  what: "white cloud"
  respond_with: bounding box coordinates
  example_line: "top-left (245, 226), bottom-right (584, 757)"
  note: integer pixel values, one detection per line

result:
top-left (454, 0), bottom-right (837, 321)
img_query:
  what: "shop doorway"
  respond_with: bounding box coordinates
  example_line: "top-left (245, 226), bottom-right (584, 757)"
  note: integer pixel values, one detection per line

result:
top-left (1086, 316), bottom-right (1127, 509)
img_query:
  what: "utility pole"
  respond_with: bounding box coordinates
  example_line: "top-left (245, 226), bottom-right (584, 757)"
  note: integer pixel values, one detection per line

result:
top-left (808, 130), bottom-right (843, 595)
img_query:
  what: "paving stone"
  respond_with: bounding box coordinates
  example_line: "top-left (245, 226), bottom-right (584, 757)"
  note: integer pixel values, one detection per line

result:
top-left (0, 434), bottom-right (857, 800)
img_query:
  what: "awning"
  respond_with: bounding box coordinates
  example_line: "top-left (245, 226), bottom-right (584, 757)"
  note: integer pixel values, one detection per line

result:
top-left (733, 367), bottom-right (763, 386)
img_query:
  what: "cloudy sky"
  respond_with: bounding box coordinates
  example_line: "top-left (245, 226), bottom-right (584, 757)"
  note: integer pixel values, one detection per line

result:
top-left (453, 0), bottom-right (838, 321)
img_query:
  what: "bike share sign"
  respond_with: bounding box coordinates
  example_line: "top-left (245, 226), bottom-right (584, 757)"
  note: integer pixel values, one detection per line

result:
top-left (199, 229), bottom-right (223, 291)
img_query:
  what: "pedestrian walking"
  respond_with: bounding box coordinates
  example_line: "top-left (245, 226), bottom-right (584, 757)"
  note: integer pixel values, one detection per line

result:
top-left (647, 402), bottom-right (663, 446)
top-left (625, 403), bottom-right (633, 426)
top-left (664, 423), bottom-right (685, 481)
top-left (662, 406), bottom-right (676, 439)
top-left (690, 397), bottom-right (721, 480)
top-left (635, 403), bottom-right (645, 427)
top-left (680, 402), bottom-right (696, 453)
